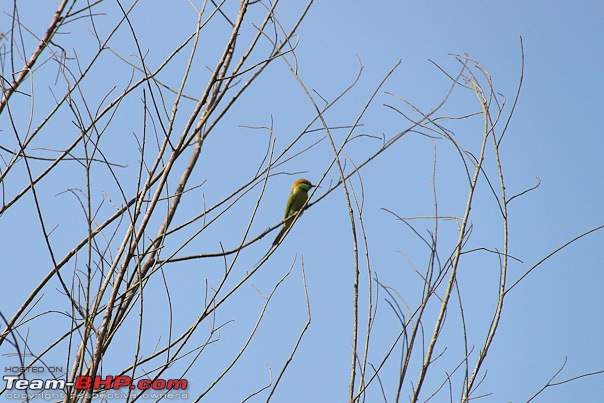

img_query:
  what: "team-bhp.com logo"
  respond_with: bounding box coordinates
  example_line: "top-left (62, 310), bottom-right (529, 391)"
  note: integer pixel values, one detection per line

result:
top-left (3, 374), bottom-right (188, 400)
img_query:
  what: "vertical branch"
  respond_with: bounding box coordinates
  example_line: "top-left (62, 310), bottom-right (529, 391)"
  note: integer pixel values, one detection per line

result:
top-left (412, 76), bottom-right (492, 401)
top-left (463, 44), bottom-right (524, 400)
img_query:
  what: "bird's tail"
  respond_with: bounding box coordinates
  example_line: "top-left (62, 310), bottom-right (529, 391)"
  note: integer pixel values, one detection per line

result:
top-left (272, 225), bottom-right (289, 246)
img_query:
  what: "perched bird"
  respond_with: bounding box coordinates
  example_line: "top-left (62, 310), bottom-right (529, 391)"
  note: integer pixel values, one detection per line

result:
top-left (272, 178), bottom-right (315, 245)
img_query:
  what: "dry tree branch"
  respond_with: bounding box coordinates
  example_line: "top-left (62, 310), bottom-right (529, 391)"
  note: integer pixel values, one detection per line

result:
top-left (195, 257), bottom-right (297, 401)
top-left (266, 259), bottom-right (312, 402)
top-left (527, 357), bottom-right (604, 403)
top-left (0, 0), bottom-right (72, 114)
top-left (412, 65), bottom-right (493, 402)
top-left (506, 223), bottom-right (604, 295)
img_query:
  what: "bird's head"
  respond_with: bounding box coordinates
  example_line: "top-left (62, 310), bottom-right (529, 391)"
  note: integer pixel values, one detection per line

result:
top-left (292, 178), bottom-right (314, 193)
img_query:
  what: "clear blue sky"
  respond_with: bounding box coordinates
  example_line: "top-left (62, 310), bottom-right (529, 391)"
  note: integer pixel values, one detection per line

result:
top-left (1, 1), bottom-right (603, 402)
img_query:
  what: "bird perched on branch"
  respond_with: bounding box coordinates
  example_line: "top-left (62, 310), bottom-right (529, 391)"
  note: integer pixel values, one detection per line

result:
top-left (272, 179), bottom-right (315, 245)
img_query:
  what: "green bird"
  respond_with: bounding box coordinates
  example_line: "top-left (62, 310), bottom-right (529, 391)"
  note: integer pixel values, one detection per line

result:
top-left (273, 178), bottom-right (315, 245)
